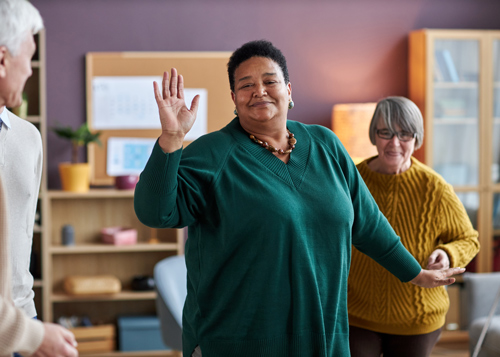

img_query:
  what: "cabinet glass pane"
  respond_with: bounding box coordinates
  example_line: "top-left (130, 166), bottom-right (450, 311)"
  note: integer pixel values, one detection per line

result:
top-left (433, 40), bottom-right (479, 186)
top-left (493, 192), bottom-right (500, 271)
top-left (456, 192), bottom-right (479, 229)
top-left (493, 40), bottom-right (500, 185)
top-left (494, 193), bottom-right (500, 230)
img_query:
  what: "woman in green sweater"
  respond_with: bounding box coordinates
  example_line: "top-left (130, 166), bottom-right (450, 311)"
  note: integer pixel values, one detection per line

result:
top-left (134, 41), bottom-right (465, 357)
top-left (348, 96), bottom-right (480, 357)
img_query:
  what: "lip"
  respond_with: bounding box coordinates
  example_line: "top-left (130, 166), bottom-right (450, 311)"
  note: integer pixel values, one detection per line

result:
top-left (251, 101), bottom-right (272, 107)
top-left (385, 151), bottom-right (402, 157)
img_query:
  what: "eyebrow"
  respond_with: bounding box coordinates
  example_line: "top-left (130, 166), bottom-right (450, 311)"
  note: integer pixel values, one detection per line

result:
top-left (237, 72), bottom-right (277, 83)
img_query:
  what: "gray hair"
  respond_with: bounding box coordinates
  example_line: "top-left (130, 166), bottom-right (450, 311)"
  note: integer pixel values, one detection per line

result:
top-left (368, 96), bottom-right (424, 149)
top-left (0, 0), bottom-right (43, 56)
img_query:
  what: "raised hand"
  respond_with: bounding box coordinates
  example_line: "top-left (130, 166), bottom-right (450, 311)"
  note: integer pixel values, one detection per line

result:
top-left (410, 267), bottom-right (465, 288)
top-left (154, 68), bottom-right (200, 153)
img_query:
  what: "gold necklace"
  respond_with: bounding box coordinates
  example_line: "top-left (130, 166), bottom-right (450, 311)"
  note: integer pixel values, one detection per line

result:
top-left (249, 129), bottom-right (297, 155)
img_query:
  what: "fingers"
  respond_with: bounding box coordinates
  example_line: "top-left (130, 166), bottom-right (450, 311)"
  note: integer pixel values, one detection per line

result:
top-left (153, 81), bottom-right (162, 103)
top-left (178, 74), bottom-right (184, 99)
top-left (62, 342), bottom-right (79, 357)
top-left (62, 327), bottom-right (78, 347)
top-left (190, 94), bottom-right (200, 115)
top-left (427, 251), bottom-right (439, 265)
top-left (446, 267), bottom-right (466, 276)
top-left (162, 71), bottom-right (169, 99)
top-left (169, 68), bottom-right (178, 98)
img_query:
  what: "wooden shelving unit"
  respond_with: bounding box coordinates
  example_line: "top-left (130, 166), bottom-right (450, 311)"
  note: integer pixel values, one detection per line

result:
top-left (409, 29), bottom-right (500, 339)
top-left (42, 189), bottom-right (183, 355)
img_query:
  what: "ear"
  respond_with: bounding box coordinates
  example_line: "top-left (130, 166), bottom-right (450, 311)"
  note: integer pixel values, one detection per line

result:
top-left (0, 46), bottom-right (7, 78)
top-left (287, 82), bottom-right (292, 100)
top-left (231, 91), bottom-right (236, 105)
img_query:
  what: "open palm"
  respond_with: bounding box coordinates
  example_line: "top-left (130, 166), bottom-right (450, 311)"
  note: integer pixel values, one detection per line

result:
top-left (154, 68), bottom-right (199, 151)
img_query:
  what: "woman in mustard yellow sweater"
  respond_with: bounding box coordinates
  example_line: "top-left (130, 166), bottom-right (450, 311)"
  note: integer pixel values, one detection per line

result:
top-left (348, 96), bottom-right (480, 357)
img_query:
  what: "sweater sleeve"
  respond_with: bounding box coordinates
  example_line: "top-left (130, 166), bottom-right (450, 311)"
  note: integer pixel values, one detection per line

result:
top-left (334, 145), bottom-right (422, 282)
top-left (435, 183), bottom-right (480, 268)
top-left (134, 140), bottom-right (215, 229)
top-left (0, 297), bottom-right (44, 356)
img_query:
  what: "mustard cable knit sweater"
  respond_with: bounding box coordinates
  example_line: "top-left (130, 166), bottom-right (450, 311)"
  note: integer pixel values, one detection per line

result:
top-left (348, 157), bottom-right (480, 335)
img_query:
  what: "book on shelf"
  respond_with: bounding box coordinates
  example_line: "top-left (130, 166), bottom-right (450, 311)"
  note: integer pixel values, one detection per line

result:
top-left (435, 49), bottom-right (460, 82)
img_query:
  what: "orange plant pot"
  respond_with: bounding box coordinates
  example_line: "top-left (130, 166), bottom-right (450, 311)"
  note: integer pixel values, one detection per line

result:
top-left (59, 163), bottom-right (90, 192)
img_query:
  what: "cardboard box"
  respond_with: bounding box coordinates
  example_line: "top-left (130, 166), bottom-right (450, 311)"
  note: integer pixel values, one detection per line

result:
top-left (118, 316), bottom-right (168, 351)
top-left (71, 324), bottom-right (116, 353)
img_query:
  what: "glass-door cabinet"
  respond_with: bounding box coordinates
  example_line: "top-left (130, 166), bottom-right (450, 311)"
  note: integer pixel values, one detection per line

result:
top-left (409, 29), bottom-right (500, 273)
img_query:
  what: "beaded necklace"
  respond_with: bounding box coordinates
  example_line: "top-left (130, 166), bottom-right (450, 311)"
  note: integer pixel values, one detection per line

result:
top-left (249, 129), bottom-right (297, 155)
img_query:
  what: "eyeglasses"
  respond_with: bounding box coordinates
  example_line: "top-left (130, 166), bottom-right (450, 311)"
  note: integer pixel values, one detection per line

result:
top-left (376, 129), bottom-right (416, 142)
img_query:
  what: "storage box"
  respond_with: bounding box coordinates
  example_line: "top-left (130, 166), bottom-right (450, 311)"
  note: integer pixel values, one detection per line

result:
top-left (64, 275), bottom-right (121, 295)
top-left (70, 324), bottom-right (116, 354)
top-left (101, 227), bottom-right (137, 245)
top-left (117, 316), bottom-right (168, 351)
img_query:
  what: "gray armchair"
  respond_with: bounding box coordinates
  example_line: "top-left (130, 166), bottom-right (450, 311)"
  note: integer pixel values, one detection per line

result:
top-left (462, 272), bottom-right (500, 357)
top-left (154, 255), bottom-right (187, 351)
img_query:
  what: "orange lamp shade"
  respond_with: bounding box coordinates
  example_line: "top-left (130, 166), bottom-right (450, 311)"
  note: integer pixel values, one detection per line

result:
top-left (332, 103), bottom-right (378, 164)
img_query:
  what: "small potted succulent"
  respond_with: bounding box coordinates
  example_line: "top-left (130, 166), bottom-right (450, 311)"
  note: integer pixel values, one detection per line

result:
top-left (52, 123), bottom-right (101, 192)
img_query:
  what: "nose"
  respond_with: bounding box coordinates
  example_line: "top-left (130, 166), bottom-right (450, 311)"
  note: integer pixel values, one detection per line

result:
top-left (388, 135), bottom-right (400, 146)
top-left (253, 83), bottom-right (267, 97)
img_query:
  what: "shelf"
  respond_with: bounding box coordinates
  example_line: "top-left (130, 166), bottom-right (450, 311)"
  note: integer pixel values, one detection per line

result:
top-left (81, 351), bottom-right (181, 357)
top-left (50, 242), bottom-right (178, 254)
top-left (434, 117), bottom-right (477, 124)
top-left (33, 279), bottom-right (43, 288)
top-left (48, 189), bottom-right (135, 199)
top-left (434, 81), bottom-right (478, 89)
top-left (31, 60), bottom-right (41, 68)
top-left (52, 290), bottom-right (156, 302)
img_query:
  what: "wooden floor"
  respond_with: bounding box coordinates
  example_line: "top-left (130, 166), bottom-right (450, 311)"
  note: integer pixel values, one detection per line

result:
top-left (430, 330), bottom-right (469, 357)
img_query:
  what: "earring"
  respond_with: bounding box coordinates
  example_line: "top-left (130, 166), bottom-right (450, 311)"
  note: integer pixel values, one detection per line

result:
top-left (288, 100), bottom-right (295, 110)
top-left (234, 108), bottom-right (238, 116)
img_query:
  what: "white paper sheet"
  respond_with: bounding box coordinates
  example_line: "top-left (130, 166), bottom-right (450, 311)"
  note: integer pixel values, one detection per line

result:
top-left (92, 76), bottom-right (208, 141)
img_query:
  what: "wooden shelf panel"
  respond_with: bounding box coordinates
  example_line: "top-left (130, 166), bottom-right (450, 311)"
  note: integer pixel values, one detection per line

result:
top-left (33, 279), bottom-right (43, 288)
top-left (434, 81), bottom-right (478, 89)
top-left (48, 189), bottom-right (135, 199)
top-left (52, 290), bottom-right (156, 302)
top-left (50, 242), bottom-right (178, 254)
top-left (434, 117), bottom-right (477, 124)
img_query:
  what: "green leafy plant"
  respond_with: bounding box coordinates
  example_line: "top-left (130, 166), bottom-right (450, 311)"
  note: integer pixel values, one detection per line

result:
top-left (52, 123), bottom-right (102, 164)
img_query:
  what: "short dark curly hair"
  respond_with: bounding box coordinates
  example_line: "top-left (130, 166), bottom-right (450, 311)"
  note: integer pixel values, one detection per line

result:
top-left (227, 40), bottom-right (290, 92)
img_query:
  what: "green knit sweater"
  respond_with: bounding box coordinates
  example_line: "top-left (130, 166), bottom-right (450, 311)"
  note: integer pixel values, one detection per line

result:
top-left (348, 157), bottom-right (480, 335)
top-left (134, 118), bottom-right (422, 357)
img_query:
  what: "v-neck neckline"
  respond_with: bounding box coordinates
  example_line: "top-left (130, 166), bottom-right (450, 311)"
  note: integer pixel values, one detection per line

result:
top-left (229, 118), bottom-right (310, 189)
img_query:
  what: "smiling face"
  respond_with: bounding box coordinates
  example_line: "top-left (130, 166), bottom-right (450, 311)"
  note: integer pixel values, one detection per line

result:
top-left (231, 56), bottom-right (291, 129)
top-left (0, 33), bottom-right (36, 108)
top-left (374, 119), bottom-right (415, 174)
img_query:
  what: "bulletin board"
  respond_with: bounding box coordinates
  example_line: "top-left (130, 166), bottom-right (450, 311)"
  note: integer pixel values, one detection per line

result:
top-left (86, 51), bottom-right (234, 186)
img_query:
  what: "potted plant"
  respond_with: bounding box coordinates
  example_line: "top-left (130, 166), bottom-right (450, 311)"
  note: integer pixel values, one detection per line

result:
top-left (52, 123), bottom-right (102, 192)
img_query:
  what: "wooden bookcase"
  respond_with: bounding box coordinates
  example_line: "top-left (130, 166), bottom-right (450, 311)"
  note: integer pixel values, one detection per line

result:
top-left (409, 29), bottom-right (500, 274)
top-left (41, 189), bottom-right (184, 356)
top-left (409, 29), bottom-right (500, 335)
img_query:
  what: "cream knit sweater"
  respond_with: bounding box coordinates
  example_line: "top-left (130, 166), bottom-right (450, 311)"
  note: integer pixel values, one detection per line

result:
top-left (0, 139), bottom-right (44, 355)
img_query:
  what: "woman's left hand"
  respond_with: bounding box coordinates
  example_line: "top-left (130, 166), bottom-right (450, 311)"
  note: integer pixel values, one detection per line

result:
top-left (410, 267), bottom-right (465, 288)
top-left (426, 249), bottom-right (450, 270)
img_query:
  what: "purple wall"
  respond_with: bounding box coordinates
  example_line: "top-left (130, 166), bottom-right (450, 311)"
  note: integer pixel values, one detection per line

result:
top-left (32, 0), bottom-right (500, 189)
